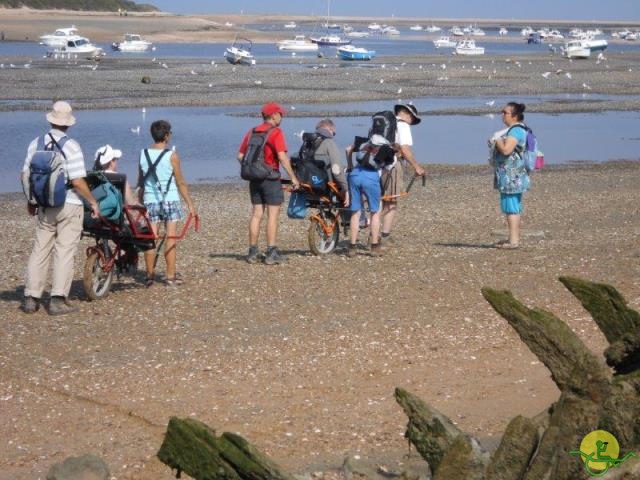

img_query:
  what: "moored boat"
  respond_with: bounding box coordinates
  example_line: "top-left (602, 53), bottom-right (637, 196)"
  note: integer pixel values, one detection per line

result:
top-left (46, 35), bottom-right (104, 59)
top-left (310, 34), bottom-right (351, 46)
top-left (562, 41), bottom-right (591, 59)
top-left (336, 45), bottom-right (375, 61)
top-left (277, 35), bottom-right (318, 52)
top-left (455, 39), bottom-right (485, 55)
top-left (433, 36), bottom-right (457, 48)
top-left (410, 25), bottom-right (423, 31)
top-left (224, 38), bottom-right (256, 65)
top-left (346, 30), bottom-right (370, 38)
top-left (39, 26), bottom-right (79, 47)
top-left (111, 33), bottom-right (153, 52)
top-left (284, 21), bottom-right (297, 29)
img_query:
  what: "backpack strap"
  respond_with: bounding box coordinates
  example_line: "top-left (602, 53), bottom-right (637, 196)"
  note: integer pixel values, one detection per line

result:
top-left (43, 133), bottom-right (72, 188)
top-left (505, 124), bottom-right (528, 154)
top-left (142, 149), bottom-right (173, 199)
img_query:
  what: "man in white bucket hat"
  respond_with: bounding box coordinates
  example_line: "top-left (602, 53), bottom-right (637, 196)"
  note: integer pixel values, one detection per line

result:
top-left (21, 101), bottom-right (100, 316)
top-left (378, 102), bottom-right (426, 247)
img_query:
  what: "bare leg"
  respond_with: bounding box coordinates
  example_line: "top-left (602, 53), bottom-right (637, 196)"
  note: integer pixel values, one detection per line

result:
top-left (164, 221), bottom-right (178, 278)
top-left (249, 204), bottom-right (265, 245)
top-left (265, 204), bottom-right (281, 246)
top-left (506, 213), bottom-right (521, 245)
top-left (349, 210), bottom-right (361, 244)
top-left (370, 211), bottom-right (381, 245)
top-left (380, 201), bottom-right (397, 235)
top-left (144, 221), bottom-right (161, 278)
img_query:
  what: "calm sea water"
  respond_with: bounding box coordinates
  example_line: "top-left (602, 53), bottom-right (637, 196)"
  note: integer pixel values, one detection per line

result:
top-left (2, 32), bottom-right (640, 61)
top-left (3, 99), bottom-right (639, 194)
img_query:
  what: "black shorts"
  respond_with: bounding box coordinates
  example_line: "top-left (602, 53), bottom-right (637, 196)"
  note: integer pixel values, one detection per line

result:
top-left (249, 178), bottom-right (284, 206)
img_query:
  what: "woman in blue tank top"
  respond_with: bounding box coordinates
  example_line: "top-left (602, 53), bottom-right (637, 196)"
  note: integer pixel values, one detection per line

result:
top-left (137, 120), bottom-right (196, 287)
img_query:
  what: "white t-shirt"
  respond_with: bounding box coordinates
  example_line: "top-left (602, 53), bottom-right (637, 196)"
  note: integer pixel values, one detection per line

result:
top-left (395, 120), bottom-right (413, 146)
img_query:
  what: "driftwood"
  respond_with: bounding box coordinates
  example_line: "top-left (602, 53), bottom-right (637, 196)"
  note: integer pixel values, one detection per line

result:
top-left (157, 417), bottom-right (295, 480)
top-left (395, 276), bottom-right (640, 480)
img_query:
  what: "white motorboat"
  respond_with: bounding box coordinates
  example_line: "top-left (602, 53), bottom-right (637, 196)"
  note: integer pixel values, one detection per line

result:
top-left (277, 35), bottom-right (318, 52)
top-left (521, 26), bottom-right (534, 36)
top-left (310, 34), bottom-right (351, 46)
top-left (46, 35), bottom-right (104, 59)
top-left (562, 40), bottom-right (591, 59)
top-left (284, 21), bottom-right (297, 29)
top-left (626, 32), bottom-right (638, 41)
top-left (410, 25), bottom-right (423, 31)
top-left (346, 30), bottom-right (370, 38)
top-left (224, 38), bottom-right (256, 65)
top-left (111, 33), bottom-right (153, 52)
top-left (470, 27), bottom-right (486, 36)
top-left (433, 36), bottom-right (457, 48)
top-left (455, 39), bottom-right (485, 55)
top-left (426, 25), bottom-right (442, 33)
top-left (449, 26), bottom-right (464, 37)
top-left (581, 37), bottom-right (608, 52)
top-left (498, 27), bottom-right (508, 36)
top-left (381, 25), bottom-right (400, 35)
top-left (368, 22), bottom-right (382, 31)
top-left (39, 26), bottom-right (79, 47)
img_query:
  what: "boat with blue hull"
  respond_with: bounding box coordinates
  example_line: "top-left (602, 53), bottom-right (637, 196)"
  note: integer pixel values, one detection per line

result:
top-left (337, 45), bottom-right (375, 61)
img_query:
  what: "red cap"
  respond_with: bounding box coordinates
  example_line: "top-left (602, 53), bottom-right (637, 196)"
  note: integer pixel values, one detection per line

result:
top-left (261, 102), bottom-right (285, 117)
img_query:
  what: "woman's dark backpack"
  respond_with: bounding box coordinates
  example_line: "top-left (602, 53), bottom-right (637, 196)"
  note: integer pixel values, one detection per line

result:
top-left (291, 132), bottom-right (329, 193)
top-left (355, 111), bottom-right (397, 170)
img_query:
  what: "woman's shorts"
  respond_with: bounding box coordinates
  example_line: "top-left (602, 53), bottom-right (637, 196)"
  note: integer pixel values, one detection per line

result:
top-left (250, 178), bottom-right (284, 206)
top-left (145, 200), bottom-right (184, 223)
top-left (348, 167), bottom-right (381, 213)
top-left (500, 193), bottom-right (523, 215)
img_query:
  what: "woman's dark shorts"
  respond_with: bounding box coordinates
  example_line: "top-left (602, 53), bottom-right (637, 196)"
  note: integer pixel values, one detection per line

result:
top-left (249, 178), bottom-right (284, 206)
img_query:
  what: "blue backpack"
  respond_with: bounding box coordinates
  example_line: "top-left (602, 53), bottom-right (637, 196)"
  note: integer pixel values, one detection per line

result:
top-left (507, 124), bottom-right (538, 172)
top-left (22, 134), bottom-right (69, 208)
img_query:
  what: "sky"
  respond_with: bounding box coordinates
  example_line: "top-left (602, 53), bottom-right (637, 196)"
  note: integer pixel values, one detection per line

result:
top-left (148, 0), bottom-right (639, 22)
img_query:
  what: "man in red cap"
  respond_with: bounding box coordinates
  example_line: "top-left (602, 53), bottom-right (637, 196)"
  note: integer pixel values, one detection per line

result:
top-left (237, 102), bottom-right (299, 265)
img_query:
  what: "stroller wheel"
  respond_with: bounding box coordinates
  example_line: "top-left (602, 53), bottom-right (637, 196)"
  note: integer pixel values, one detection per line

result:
top-left (83, 249), bottom-right (114, 300)
top-left (308, 213), bottom-right (339, 255)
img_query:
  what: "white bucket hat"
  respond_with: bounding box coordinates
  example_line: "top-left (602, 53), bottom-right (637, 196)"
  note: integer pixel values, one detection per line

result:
top-left (46, 100), bottom-right (76, 127)
top-left (95, 144), bottom-right (122, 166)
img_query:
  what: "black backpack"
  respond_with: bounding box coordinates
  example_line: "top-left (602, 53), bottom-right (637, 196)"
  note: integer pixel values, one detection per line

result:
top-left (291, 132), bottom-right (329, 193)
top-left (240, 127), bottom-right (280, 181)
top-left (355, 110), bottom-right (397, 170)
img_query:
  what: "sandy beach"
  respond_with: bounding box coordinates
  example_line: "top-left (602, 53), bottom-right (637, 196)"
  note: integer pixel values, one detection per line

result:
top-left (1, 8), bottom-right (640, 480)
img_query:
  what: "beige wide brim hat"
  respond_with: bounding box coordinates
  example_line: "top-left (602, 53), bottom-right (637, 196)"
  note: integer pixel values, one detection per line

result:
top-left (46, 100), bottom-right (76, 127)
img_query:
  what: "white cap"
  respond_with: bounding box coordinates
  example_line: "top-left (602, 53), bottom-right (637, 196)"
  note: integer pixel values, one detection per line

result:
top-left (94, 144), bottom-right (122, 166)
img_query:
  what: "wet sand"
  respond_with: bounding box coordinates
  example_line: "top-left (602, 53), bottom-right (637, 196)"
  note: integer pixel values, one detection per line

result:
top-left (2, 161), bottom-right (640, 479)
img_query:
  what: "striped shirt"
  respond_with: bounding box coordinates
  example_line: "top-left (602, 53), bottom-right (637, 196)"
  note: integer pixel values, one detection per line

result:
top-left (22, 128), bottom-right (86, 205)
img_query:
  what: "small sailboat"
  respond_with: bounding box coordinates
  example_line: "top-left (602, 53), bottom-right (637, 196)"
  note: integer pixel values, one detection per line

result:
top-left (224, 38), bottom-right (256, 65)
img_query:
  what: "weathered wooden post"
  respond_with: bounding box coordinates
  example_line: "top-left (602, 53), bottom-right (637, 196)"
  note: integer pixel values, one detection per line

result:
top-left (395, 277), bottom-right (640, 480)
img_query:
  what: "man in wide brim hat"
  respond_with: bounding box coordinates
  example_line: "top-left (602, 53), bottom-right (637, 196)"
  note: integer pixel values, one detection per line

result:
top-left (394, 103), bottom-right (422, 125)
top-left (378, 102), bottom-right (426, 247)
top-left (46, 100), bottom-right (76, 127)
top-left (21, 101), bottom-right (99, 316)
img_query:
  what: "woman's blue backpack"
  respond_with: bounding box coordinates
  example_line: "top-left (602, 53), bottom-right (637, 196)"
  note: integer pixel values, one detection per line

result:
top-left (507, 124), bottom-right (538, 172)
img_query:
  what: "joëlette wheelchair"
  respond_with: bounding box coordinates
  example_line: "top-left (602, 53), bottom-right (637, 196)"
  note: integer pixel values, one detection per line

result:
top-left (81, 172), bottom-right (198, 300)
